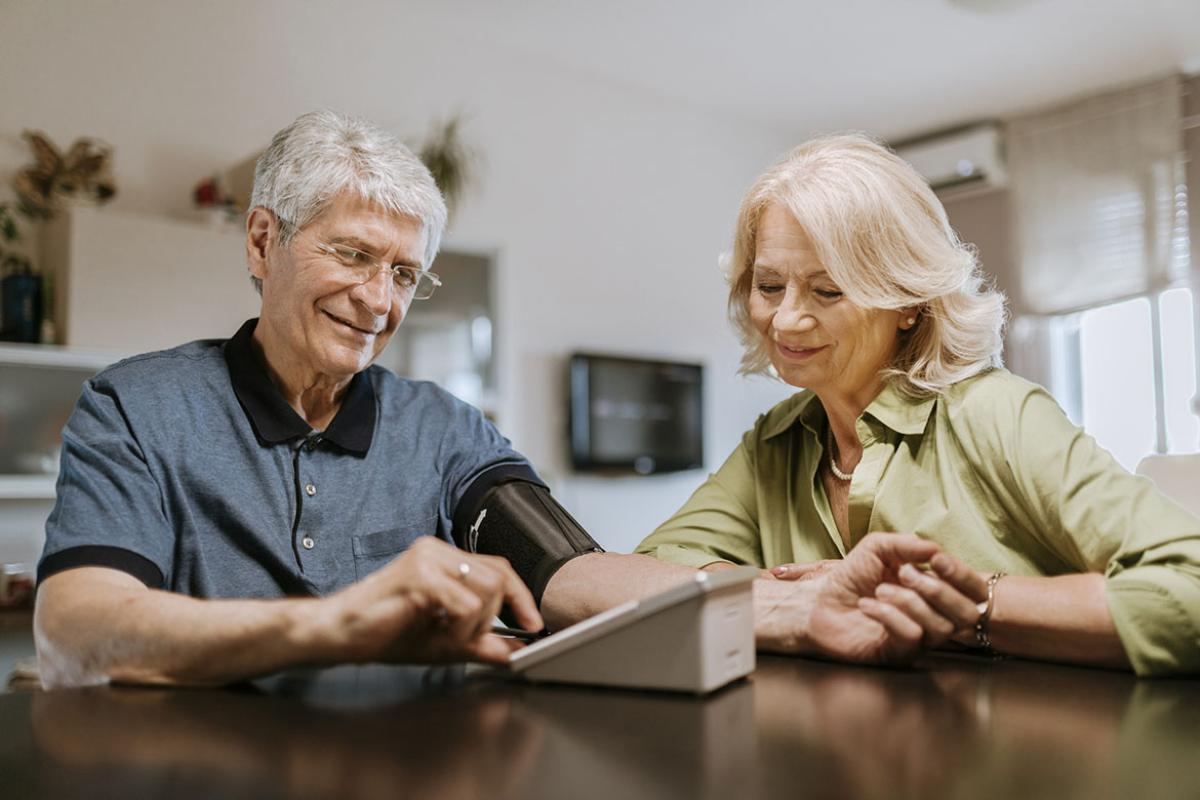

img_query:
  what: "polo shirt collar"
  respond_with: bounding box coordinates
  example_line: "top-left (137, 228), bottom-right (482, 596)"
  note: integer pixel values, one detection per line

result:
top-left (223, 318), bottom-right (376, 454)
top-left (762, 381), bottom-right (936, 440)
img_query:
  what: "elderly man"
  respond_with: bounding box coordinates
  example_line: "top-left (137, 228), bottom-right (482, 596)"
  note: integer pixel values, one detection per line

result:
top-left (35, 111), bottom-right (981, 689)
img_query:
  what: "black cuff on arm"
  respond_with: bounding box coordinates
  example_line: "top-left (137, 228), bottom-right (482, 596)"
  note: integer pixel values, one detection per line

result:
top-left (453, 463), bottom-right (603, 607)
top-left (452, 462), bottom-right (547, 536)
top-left (38, 545), bottom-right (165, 589)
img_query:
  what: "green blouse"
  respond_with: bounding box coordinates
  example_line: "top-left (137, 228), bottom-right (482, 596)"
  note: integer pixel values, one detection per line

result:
top-left (635, 369), bottom-right (1200, 676)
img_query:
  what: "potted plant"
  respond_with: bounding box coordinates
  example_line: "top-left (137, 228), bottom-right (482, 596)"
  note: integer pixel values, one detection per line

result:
top-left (0, 202), bottom-right (42, 343)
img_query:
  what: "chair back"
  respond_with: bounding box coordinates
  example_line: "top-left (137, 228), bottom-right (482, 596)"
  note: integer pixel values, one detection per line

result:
top-left (1136, 454), bottom-right (1200, 517)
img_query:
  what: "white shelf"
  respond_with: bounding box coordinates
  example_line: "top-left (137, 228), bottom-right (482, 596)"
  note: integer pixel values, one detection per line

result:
top-left (0, 475), bottom-right (58, 500)
top-left (0, 342), bottom-right (121, 371)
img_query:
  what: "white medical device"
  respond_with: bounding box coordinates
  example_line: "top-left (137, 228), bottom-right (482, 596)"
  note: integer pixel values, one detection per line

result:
top-left (508, 566), bottom-right (757, 694)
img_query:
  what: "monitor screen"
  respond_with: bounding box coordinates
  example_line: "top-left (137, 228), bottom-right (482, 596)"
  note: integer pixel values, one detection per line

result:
top-left (568, 353), bottom-right (703, 474)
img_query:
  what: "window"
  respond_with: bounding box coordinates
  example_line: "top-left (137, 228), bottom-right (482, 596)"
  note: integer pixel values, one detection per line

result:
top-left (1001, 75), bottom-right (1192, 473)
top-left (1072, 287), bottom-right (1198, 471)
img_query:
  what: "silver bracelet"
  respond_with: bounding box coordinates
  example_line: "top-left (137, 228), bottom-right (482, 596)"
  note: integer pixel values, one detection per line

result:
top-left (974, 571), bottom-right (1006, 656)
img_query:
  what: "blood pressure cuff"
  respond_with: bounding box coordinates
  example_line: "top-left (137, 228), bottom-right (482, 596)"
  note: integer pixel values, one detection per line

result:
top-left (453, 463), bottom-right (604, 606)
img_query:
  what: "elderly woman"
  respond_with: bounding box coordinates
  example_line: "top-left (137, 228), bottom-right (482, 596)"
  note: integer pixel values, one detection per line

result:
top-left (636, 133), bottom-right (1200, 676)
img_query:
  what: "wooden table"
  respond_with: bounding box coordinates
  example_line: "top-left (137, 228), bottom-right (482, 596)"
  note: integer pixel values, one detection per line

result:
top-left (1, 615), bottom-right (1197, 800)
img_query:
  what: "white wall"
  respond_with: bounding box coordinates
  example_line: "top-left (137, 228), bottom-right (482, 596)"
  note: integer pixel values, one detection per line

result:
top-left (0, 1), bottom-right (798, 554)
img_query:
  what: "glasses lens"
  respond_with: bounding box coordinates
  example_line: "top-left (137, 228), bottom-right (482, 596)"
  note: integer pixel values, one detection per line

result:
top-left (411, 271), bottom-right (439, 300)
top-left (391, 267), bottom-right (419, 293)
top-left (327, 245), bottom-right (375, 281)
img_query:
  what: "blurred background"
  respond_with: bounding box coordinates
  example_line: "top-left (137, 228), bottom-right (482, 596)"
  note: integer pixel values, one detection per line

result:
top-left (0, 0), bottom-right (1197, 572)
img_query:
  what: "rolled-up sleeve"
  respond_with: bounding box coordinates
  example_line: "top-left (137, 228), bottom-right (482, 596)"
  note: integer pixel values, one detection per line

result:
top-left (1003, 387), bottom-right (1200, 676)
top-left (635, 431), bottom-right (765, 569)
top-left (39, 378), bottom-right (174, 588)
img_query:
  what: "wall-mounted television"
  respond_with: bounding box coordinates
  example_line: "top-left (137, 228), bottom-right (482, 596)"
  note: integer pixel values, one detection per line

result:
top-left (568, 353), bottom-right (703, 474)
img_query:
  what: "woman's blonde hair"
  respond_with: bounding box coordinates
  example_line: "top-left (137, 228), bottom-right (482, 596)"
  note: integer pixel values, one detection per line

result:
top-left (727, 132), bottom-right (1006, 396)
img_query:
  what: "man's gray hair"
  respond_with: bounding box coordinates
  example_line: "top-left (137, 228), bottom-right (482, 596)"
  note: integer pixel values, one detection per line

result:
top-left (249, 110), bottom-right (448, 293)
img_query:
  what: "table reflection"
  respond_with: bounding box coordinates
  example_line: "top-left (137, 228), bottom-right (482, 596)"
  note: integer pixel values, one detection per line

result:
top-left (27, 665), bottom-right (541, 800)
top-left (749, 655), bottom-right (1200, 800)
top-left (4, 656), bottom-right (1198, 800)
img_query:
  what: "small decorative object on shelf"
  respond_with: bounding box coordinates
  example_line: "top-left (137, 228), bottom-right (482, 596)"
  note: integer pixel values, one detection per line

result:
top-left (0, 203), bottom-right (44, 343)
top-left (0, 270), bottom-right (42, 343)
top-left (13, 130), bottom-right (116, 218)
top-left (191, 173), bottom-right (242, 225)
top-left (0, 562), bottom-right (34, 610)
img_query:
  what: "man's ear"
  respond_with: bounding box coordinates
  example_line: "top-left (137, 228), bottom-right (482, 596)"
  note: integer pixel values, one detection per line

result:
top-left (246, 207), bottom-right (276, 283)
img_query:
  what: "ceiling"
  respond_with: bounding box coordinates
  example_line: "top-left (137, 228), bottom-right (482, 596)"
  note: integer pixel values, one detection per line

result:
top-left (443, 0), bottom-right (1200, 139)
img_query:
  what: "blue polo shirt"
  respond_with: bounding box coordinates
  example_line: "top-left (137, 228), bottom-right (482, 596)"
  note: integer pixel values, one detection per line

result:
top-left (38, 318), bottom-right (540, 599)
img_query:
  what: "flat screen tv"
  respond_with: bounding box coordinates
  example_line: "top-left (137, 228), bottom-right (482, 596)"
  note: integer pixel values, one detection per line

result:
top-left (568, 353), bottom-right (703, 474)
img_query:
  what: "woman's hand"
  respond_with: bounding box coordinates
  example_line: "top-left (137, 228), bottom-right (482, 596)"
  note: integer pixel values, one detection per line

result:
top-left (314, 537), bottom-right (544, 667)
top-left (881, 551), bottom-right (990, 645)
top-left (800, 533), bottom-right (987, 662)
top-left (769, 560), bottom-right (840, 581)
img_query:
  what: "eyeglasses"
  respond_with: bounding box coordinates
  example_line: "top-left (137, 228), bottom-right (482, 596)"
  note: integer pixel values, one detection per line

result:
top-left (313, 241), bottom-right (442, 301)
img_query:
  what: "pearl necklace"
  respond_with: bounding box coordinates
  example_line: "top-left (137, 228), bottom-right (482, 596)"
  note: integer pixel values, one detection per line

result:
top-left (826, 426), bottom-right (854, 482)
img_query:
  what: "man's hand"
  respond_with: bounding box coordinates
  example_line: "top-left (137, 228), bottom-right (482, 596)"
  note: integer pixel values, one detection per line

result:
top-left (313, 537), bottom-right (544, 667)
top-left (758, 533), bottom-right (987, 665)
top-left (36, 538), bottom-right (542, 689)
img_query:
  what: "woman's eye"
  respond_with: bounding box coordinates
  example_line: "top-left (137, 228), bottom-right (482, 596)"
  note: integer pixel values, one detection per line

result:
top-left (755, 283), bottom-right (783, 295)
top-left (815, 289), bottom-right (843, 300)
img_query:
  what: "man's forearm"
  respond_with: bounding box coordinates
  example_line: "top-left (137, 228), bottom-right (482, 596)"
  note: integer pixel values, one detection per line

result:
top-left (540, 552), bottom-right (817, 653)
top-left (539, 552), bottom-right (696, 630)
top-left (35, 568), bottom-right (335, 688)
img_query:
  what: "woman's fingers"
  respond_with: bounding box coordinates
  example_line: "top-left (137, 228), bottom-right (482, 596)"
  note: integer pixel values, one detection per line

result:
top-left (874, 582), bottom-right (957, 646)
top-left (860, 531), bottom-right (940, 565)
top-left (929, 553), bottom-right (989, 604)
top-left (857, 597), bottom-right (923, 658)
top-left (897, 563), bottom-right (983, 631)
top-left (771, 560), bottom-right (838, 581)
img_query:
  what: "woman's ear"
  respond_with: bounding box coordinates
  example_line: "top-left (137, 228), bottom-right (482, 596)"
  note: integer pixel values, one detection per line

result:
top-left (898, 307), bottom-right (920, 331)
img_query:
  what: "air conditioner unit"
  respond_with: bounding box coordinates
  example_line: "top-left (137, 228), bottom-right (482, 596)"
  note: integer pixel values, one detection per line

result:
top-left (895, 123), bottom-right (1007, 196)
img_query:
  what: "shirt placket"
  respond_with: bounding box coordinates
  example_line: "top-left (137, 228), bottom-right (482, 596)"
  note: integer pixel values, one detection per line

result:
top-left (291, 433), bottom-right (326, 574)
top-left (804, 426), bottom-right (846, 557)
top-left (847, 419), bottom-right (889, 547)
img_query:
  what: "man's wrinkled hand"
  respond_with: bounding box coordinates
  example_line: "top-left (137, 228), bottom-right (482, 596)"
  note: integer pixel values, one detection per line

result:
top-left (315, 537), bottom-right (543, 667)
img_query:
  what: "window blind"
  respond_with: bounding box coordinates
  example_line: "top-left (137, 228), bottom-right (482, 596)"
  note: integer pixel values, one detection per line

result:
top-left (1008, 75), bottom-right (1187, 315)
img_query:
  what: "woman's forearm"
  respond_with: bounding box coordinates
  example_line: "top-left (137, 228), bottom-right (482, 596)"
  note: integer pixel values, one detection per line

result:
top-left (983, 573), bottom-right (1131, 670)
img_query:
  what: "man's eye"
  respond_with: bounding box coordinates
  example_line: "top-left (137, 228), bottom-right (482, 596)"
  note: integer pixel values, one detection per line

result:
top-left (393, 269), bottom-right (418, 288)
top-left (336, 247), bottom-right (370, 265)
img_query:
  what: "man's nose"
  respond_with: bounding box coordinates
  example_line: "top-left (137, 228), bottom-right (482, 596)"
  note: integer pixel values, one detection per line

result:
top-left (352, 268), bottom-right (394, 316)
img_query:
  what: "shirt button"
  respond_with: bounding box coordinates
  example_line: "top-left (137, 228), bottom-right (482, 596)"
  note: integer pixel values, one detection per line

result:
top-left (305, 483), bottom-right (317, 497)
top-left (301, 536), bottom-right (315, 550)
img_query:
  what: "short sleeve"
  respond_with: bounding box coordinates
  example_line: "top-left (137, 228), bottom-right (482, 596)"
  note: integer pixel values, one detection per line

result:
top-left (39, 378), bottom-right (174, 587)
top-left (634, 430), bottom-right (765, 569)
top-left (437, 399), bottom-right (539, 521)
top-left (1002, 386), bottom-right (1200, 676)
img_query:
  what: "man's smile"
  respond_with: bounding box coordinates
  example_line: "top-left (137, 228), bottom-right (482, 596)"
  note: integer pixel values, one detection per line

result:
top-left (322, 309), bottom-right (379, 336)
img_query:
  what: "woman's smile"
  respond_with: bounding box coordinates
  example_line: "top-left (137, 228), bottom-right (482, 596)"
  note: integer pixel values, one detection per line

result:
top-left (774, 341), bottom-right (828, 361)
